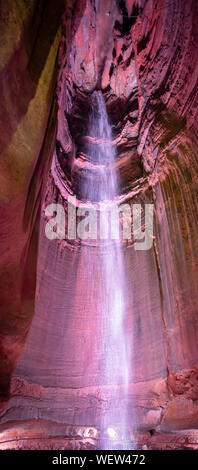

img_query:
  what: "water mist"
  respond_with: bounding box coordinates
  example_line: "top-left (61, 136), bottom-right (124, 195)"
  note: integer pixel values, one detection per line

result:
top-left (83, 91), bottom-right (132, 449)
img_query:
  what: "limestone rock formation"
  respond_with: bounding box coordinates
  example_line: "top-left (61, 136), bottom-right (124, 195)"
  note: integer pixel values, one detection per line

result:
top-left (0, 0), bottom-right (68, 404)
top-left (0, 0), bottom-right (198, 449)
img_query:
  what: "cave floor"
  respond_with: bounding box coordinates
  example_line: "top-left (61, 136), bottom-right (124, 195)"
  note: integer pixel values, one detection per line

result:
top-left (0, 419), bottom-right (198, 450)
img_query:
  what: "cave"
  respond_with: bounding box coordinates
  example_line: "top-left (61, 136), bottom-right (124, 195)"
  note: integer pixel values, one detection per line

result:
top-left (0, 0), bottom-right (198, 451)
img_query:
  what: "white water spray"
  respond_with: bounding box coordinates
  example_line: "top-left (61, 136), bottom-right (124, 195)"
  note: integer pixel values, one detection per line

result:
top-left (84, 91), bottom-right (131, 448)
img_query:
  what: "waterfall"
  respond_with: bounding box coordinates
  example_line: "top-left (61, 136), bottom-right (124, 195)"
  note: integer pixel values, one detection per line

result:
top-left (9, 90), bottom-right (133, 449)
top-left (84, 91), bottom-right (131, 448)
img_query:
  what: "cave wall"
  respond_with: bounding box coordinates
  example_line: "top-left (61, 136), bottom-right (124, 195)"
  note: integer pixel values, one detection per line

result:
top-left (0, 0), bottom-right (198, 435)
top-left (0, 0), bottom-right (68, 402)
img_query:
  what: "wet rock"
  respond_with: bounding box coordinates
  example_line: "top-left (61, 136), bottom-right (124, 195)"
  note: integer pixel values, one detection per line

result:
top-left (0, 0), bottom-right (198, 441)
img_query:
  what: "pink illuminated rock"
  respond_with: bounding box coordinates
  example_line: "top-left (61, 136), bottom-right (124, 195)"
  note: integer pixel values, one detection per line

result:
top-left (0, 0), bottom-right (198, 445)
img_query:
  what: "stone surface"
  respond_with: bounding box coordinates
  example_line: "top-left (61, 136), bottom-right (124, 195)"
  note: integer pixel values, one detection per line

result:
top-left (1, 418), bottom-right (198, 450)
top-left (0, 0), bottom-right (67, 402)
top-left (0, 0), bottom-right (198, 445)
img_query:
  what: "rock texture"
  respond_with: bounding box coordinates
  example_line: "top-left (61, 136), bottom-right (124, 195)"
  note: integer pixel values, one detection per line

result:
top-left (1, 0), bottom-right (198, 446)
top-left (0, 0), bottom-right (67, 402)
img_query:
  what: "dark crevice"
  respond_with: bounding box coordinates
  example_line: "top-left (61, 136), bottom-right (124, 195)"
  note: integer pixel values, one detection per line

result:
top-left (121, 43), bottom-right (127, 52)
top-left (109, 63), bottom-right (114, 78)
top-left (112, 47), bottom-right (116, 58)
top-left (137, 33), bottom-right (150, 54)
top-left (117, 54), bottom-right (123, 65)
top-left (114, 0), bottom-right (141, 36)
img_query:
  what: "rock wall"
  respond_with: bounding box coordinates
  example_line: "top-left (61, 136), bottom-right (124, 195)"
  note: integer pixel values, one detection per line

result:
top-left (0, 0), bottom-right (198, 439)
top-left (0, 0), bottom-right (69, 404)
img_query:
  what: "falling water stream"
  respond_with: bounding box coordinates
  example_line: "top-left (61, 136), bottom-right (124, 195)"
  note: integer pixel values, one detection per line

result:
top-left (84, 91), bottom-right (131, 448)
